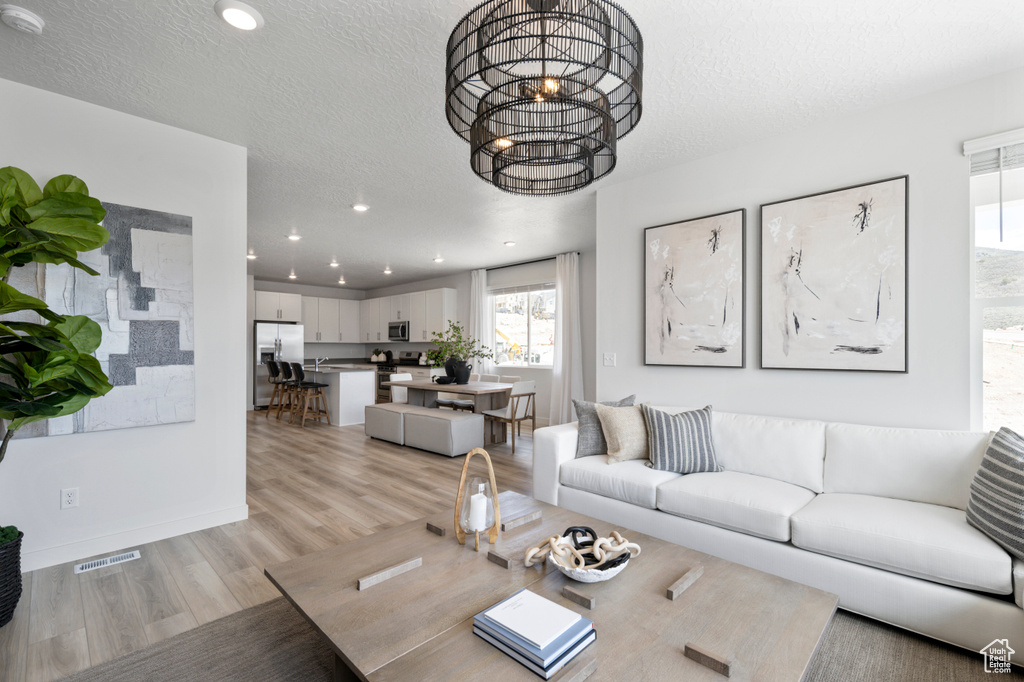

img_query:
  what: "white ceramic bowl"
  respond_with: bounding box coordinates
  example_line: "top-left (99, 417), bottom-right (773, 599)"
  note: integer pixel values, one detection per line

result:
top-left (550, 552), bottom-right (630, 583)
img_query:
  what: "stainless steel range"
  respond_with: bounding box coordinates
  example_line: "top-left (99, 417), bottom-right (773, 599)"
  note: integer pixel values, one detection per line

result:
top-left (375, 364), bottom-right (397, 403)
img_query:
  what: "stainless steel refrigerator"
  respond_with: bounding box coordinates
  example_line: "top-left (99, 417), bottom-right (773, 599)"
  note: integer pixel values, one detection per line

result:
top-left (254, 322), bottom-right (304, 408)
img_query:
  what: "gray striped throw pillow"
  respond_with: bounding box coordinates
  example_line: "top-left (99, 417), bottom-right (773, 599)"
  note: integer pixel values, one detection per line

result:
top-left (642, 405), bottom-right (721, 474)
top-left (967, 427), bottom-right (1024, 560)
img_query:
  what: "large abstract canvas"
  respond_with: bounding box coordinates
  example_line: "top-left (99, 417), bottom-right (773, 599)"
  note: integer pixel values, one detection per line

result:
top-left (13, 203), bottom-right (194, 437)
top-left (760, 176), bottom-right (907, 372)
top-left (645, 209), bottom-right (745, 367)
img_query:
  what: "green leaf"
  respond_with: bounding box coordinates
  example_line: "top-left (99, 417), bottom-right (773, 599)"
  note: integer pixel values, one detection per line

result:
top-left (0, 281), bottom-right (49, 315)
top-left (7, 414), bottom-right (48, 431)
top-left (0, 400), bottom-right (61, 417)
top-left (0, 167), bottom-right (43, 207)
top-left (23, 217), bottom-right (109, 252)
top-left (42, 175), bottom-right (89, 198)
top-left (51, 393), bottom-right (91, 417)
top-left (52, 315), bottom-right (102, 354)
top-left (28, 363), bottom-right (76, 388)
top-left (25, 192), bottom-right (106, 223)
top-left (71, 355), bottom-right (112, 396)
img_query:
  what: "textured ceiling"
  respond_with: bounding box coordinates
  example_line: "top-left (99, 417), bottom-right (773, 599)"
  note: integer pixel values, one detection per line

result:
top-left (1, 0), bottom-right (1022, 289)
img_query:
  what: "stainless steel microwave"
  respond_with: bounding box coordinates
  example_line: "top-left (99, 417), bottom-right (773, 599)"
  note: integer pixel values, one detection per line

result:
top-left (387, 321), bottom-right (408, 342)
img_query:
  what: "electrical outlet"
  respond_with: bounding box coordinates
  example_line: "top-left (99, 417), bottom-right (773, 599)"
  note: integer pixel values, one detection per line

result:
top-left (603, 353), bottom-right (616, 367)
top-left (61, 487), bottom-right (79, 510)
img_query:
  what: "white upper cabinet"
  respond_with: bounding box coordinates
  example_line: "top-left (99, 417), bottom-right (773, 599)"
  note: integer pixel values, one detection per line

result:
top-left (378, 298), bottom-right (390, 341)
top-left (425, 288), bottom-right (457, 339)
top-left (256, 291), bottom-right (303, 322)
top-left (302, 297), bottom-right (320, 342)
top-left (360, 298), bottom-right (380, 343)
top-left (301, 297), bottom-right (336, 342)
top-left (409, 291), bottom-right (426, 342)
top-left (338, 300), bottom-right (360, 343)
top-left (390, 294), bottom-right (412, 322)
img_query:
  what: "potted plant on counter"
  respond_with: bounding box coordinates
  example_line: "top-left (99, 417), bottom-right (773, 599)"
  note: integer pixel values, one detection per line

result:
top-left (0, 166), bottom-right (113, 628)
top-left (427, 321), bottom-right (493, 384)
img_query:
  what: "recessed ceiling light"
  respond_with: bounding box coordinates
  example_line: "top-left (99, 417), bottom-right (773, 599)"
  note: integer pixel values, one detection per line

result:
top-left (0, 5), bottom-right (44, 34)
top-left (246, 253), bottom-right (257, 260)
top-left (383, 267), bottom-right (392, 275)
top-left (433, 257), bottom-right (445, 263)
top-left (352, 204), bottom-right (369, 212)
top-left (214, 0), bottom-right (264, 30)
top-left (504, 240), bottom-right (516, 247)
top-left (287, 234), bottom-right (301, 241)
top-left (288, 269), bottom-right (297, 279)
top-left (338, 278), bottom-right (346, 285)
top-left (329, 261), bottom-right (339, 267)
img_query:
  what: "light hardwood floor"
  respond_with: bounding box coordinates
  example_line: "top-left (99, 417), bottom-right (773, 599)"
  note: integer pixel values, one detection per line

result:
top-left (0, 412), bottom-right (535, 682)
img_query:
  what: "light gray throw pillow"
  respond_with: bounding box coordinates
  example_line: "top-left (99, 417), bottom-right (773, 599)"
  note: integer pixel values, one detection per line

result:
top-left (596, 403), bottom-right (650, 464)
top-left (641, 404), bottom-right (721, 474)
top-left (967, 427), bottom-right (1024, 561)
top-left (572, 395), bottom-right (637, 458)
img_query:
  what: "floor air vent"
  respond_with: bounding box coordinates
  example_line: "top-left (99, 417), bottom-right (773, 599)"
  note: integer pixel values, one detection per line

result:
top-left (74, 549), bottom-right (141, 574)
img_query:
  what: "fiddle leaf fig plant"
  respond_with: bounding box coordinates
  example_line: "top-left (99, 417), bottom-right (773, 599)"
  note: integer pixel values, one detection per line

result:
top-left (0, 166), bottom-right (113, 466)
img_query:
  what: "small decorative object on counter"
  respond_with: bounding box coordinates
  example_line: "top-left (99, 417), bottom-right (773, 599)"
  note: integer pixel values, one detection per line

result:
top-left (455, 448), bottom-right (501, 551)
top-left (524, 527), bottom-right (641, 583)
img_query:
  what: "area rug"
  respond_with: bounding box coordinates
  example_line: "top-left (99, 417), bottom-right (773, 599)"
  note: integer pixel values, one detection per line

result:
top-left (63, 598), bottom-right (1016, 681)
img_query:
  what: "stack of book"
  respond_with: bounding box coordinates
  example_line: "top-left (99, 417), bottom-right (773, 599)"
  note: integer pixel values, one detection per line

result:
top-left (474, 588), bottom-right (596, 679)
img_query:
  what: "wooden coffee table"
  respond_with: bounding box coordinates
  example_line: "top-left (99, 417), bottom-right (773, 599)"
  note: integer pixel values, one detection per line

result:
top-left (265, 492), bottom-right (837, 681)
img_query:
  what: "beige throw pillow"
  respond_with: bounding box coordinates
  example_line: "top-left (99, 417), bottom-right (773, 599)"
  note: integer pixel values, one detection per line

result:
top-left (595, 402), bottom-right (649, 464)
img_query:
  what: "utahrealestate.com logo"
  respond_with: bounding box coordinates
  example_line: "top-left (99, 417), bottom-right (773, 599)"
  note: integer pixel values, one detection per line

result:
top-left (981, 639), bottom-right (1015, 674)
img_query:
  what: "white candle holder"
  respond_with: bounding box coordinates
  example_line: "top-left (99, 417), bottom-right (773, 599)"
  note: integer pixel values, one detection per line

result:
top-left (454, 448), bottom-right (501, 551)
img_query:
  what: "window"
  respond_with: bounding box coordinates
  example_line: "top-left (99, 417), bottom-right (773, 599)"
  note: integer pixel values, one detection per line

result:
top-left (969, 139), bottom-right (1024, 433)
top-left (492, 284), bottom-right (556, 367)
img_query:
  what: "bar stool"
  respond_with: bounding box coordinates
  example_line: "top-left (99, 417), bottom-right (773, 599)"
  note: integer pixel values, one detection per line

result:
top-left (275, 361), bottom-right (299, 420)
top-left (289, 363), bottom-right (331, 427)
top-left (265, 360), bottom-right (288, 419)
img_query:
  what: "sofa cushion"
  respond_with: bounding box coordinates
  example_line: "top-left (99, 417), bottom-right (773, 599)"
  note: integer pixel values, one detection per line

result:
top-left (559, 456), bottom-right (679, 509)
top-left (791, 493), bottom-right (1012, 593)
top-left (642, 404), bottom-right (721, 474)
top-left (656, 471), bottom-right (816, 541)
top-left (572, 395), bottom-right (636, 458)
top-left (824, 423), bottom-right (992, 510)
top-left (649, 407), bottom-right (826, 492)
top-left (595, 403), bottom-right (649, 464)
top-left (967, 427), bottom-right (1024, 561)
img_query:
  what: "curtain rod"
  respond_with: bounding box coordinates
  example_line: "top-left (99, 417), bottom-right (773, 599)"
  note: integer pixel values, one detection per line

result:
top-left (486, 252), bottom-right (580, 272)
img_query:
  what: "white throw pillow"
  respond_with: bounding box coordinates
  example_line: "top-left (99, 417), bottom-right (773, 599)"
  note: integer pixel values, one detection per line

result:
top-left (595, 403), bottom-right (648, 464)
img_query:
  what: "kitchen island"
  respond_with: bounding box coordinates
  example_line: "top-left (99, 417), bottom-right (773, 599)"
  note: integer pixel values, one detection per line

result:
top-left (303, 366), bottom-right (375, 426)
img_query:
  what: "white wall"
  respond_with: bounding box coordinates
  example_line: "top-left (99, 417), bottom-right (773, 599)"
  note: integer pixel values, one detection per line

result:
top-left (595, 67), bottom-right (1024, 430)
top-left (0, 79), bottom-right (248, 571)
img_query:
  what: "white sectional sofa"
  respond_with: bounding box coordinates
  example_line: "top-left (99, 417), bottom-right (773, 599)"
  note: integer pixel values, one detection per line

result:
top-left (533, 407), bottom-right (1024, 652)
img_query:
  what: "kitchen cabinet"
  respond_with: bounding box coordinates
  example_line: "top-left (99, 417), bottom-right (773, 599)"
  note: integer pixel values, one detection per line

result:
top-left (406, 366), bottom-right (443, 381)
top-left (390, 294), bottom-right (411, 322)
top-left (409, 291), bottom-right (426, 342)
top-left (256, 291), bottom-right (302, 322)
top-left (338, 300), bottom-right (360, 343)
top-left (425, 288), bottom-right (457, 339)
top-left (360, 298), bottom-right (380, 343)
top-left (378, 298), bottom-right (390, 342)
top-left (302, 297), bottom-right (341, 342)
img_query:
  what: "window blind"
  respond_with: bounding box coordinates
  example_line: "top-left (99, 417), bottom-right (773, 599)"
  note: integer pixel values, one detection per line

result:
top-left (489, 282), bottom-right (555, 296)
top-left (969, 142), bottom-right (1024, 176)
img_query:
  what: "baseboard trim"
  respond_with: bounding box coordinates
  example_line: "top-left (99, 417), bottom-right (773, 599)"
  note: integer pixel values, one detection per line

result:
top-left (20, 504), bottom-right (249, 573)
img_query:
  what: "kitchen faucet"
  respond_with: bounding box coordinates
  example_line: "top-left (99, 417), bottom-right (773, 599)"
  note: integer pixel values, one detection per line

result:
top-left (314, 356), bottom-right (330, 370)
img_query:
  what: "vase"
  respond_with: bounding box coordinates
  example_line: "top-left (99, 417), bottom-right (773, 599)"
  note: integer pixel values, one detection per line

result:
top-left (453, 361), bottom-right (472, 384)
top-left (444, 357), bottom-right (458, 379)
top-left (0, 532), bottom-right (23, 628)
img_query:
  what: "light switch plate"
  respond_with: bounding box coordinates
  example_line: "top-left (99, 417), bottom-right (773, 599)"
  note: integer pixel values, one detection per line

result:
top-left (603, 353), bottom-right (616, 367)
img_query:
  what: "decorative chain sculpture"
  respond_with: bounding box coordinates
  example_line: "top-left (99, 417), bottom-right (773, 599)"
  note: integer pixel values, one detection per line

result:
top-left (524, 527), bottom-right (641, 571)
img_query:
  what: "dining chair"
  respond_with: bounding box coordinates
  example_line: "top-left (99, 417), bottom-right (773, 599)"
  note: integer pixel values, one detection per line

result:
top-left (482, 380), bottom-right (536, 453)
top-left (389, 373), bottom-right (412, 403)
top-left (498, 375), bottom-right (521, 384)
top-left (480, 374), bottom-right (501, 383)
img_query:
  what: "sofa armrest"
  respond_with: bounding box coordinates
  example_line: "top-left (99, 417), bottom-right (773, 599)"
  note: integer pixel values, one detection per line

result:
top-left (1014, 558), bottom-right (1024, 609)
top-left (533, 422), bottom-right (579, 506)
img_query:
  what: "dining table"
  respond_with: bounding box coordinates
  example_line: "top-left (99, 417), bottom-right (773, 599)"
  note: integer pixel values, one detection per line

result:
top-left (381, 379), bottom-right (512, 443)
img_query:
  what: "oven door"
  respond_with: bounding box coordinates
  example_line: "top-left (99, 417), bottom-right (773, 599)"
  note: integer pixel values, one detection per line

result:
top-left (387, 321), bottom-right (408, 342)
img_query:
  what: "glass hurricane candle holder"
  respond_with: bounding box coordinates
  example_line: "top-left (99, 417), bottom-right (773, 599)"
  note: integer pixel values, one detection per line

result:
top-left (454, 448), bottom-right (501, 550)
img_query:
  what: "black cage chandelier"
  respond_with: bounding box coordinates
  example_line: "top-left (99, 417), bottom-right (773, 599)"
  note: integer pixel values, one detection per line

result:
top-left (445, 0), bottom-right (643, 196)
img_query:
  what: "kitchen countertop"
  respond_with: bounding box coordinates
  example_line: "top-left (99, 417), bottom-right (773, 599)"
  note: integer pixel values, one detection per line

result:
top-left (303, 365), bottom-right (376, 374)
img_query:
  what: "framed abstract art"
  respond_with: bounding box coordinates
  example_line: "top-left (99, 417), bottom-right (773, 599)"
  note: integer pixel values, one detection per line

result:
top-left (760, 176), bottom-right (908, 372)
top-left (644, 209), bottom-right (745, 367)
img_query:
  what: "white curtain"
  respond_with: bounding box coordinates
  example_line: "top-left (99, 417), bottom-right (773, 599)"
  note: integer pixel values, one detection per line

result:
top-left (549, 252), bottom-right (584, 425)
top-left (468, 268), bottom-right (494, 374)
